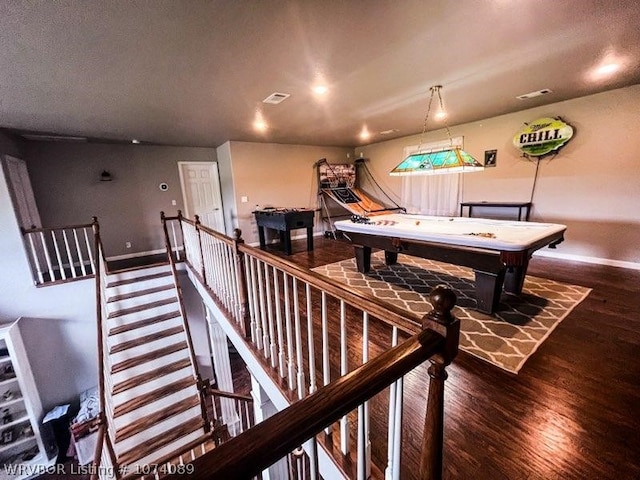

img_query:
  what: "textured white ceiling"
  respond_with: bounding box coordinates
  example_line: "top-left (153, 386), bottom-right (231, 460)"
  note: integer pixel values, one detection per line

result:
top-left (1, 0), bottom-right (639, 147)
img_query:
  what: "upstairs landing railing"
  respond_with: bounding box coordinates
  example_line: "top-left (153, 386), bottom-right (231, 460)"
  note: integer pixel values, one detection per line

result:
top-left (162, 211), bottom-right (460, 480)
top-left (21, 222), bottom-right (96, 285)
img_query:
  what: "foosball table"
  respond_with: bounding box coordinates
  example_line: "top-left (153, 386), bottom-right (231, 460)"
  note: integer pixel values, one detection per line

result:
top-left (253, 208), bottom-right (315, 255)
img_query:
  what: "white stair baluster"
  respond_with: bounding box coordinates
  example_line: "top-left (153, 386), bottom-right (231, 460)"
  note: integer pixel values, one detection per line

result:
top-left (339, 299), bottom-right (349, 454)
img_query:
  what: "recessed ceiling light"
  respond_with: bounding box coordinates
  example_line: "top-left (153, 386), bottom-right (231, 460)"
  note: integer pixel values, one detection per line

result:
top-left (253, 111), bottom-right (268, 132)
top-left (359, 127), bottom-right (371, 141)
top-left (313, 85), bottom-right (328, 96)
top-left (595, 63), bottom-right (620, 76)
top-left (588, 52), bottom-right (627, 82)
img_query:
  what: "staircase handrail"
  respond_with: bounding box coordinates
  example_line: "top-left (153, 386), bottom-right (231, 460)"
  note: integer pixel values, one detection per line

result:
top-left (208, 388), bottom-right (253, 403)
top-left (165, 286), bottom-right (459, 480)
top-left (90, 217), bottom-right (120, 478)
top-left (20, 221), bottom-right (95, 234)
top-left (161, 211), bottom-right (211, 431)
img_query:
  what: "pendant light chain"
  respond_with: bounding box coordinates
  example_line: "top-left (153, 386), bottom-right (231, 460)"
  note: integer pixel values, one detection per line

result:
top-left (416, 85), bottom-right (455, 153)
top-left (416, 86), bottom-right (437, 154)
top-left (434, 86), bottom-right (455, 147)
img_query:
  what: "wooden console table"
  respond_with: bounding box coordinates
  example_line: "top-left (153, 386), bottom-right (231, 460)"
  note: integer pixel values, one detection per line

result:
top-left (460, 201), bottom-right (532, 221)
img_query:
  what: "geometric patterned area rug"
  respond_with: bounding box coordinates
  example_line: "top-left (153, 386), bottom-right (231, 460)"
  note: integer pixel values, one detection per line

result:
top-left (313, 251), bottom-right (591, 374)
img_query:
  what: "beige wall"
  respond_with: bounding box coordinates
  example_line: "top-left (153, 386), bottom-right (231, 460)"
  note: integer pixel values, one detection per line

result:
top-left (227, 142), bottom-right (353, 245)
top-left (215, 142), bottom-right (236, 236)
top-left (355, 85), bottom-right (640, 266)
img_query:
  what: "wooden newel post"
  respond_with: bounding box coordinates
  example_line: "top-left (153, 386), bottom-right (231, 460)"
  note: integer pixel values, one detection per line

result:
top-left (233, 228), bottom-right (252, 338)
top-left (176, 210), bottom-right (186, 261)
top-left (419, 285), bottom-right (460, 480)
top-left (194, 215), bottom-right (206, 280)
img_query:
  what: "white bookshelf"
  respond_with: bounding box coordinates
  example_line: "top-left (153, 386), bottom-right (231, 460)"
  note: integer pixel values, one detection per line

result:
top-left (0, 320), bottom-right (56, 479)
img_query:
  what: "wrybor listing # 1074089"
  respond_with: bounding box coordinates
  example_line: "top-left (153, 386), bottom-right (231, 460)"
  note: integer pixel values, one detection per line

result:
top-left (2, 462), bottom-right (196, 477)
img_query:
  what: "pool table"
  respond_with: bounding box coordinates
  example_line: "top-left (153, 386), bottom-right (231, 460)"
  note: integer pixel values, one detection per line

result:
top-left (334, 213), bottom-right (566, 314)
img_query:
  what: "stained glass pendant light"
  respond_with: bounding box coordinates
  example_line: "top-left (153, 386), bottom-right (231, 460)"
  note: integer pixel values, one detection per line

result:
top-left (390, 85), bottom-right (484, 176)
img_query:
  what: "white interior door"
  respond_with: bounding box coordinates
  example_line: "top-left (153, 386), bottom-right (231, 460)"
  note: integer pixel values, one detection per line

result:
top-left (178, 162), bottom-right (225, 233)
top-left (2, 155), bottom-right (42, 229)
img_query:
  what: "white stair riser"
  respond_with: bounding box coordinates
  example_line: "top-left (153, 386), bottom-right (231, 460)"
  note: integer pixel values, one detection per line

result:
top-left (106, 264), bottom-right (171, 282)
top-left (106, 276), bottom-right (174, 297)
top-left (110, 350), bottom-right (191, 385)
top-left (110, 333), bottom-right (187, 364)
top-left (113, 388), bottom-right (201, 430)
top-left (114, 406), bottom-right (203, 455)
top-left (109, 315), bottom-right (184, 346)
top-left (108, 302), bottom-right (179, 328)
top-left (107, 289), bottom-right (177, 312)
top-left (112, 368), bottom-right (196, 406)
top-left (129, 429), bottom-right (206, 470)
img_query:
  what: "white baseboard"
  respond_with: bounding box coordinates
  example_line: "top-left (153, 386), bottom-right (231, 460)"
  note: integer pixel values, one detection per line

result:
top-left (533, 249), bottom-right (640, 271)
top-left (106, 248), bottom-right (167, 261)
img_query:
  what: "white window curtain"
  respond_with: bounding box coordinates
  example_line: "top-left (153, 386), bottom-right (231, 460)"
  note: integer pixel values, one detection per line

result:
top-left (400, 137), bottom-right (463, 216)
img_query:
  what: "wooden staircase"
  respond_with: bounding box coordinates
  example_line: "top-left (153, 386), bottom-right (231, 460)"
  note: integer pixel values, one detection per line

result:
top-left (97, 263), bottom-right (216, 477)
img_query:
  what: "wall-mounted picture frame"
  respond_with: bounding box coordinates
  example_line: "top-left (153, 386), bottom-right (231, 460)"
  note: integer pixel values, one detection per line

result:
top-left (484, 149), bottom-right (497, 167)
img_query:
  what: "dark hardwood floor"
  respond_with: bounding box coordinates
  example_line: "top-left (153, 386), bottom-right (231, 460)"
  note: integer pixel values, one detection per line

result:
top-left (39, 236), bottom-right (639, 479)
top-left (259, 235), bottom-right (640, 480)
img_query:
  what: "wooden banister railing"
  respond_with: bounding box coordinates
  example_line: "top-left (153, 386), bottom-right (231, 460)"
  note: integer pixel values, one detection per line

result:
top-left (91, 217), bottom-right (120, 479)
top-left (160, 211), bottom-right (210, 431)
top-left (206, 386), bottom-right (255, 437)
top-left (21, 221), bottom-right (96, 285)
top-left (166, 286), bottom-right (458, 479)
top-left (167, 213), bottom-right (460, 479)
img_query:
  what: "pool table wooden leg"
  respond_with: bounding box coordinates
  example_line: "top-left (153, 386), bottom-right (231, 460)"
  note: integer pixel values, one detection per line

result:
top-left (504, 262), bottom-right (529, 295)
top-left (384, 250), bottom-right (398, 266)
top-left (474, 269), bottom-right (506, 314)
top-left (354, 245), bottom-right (371, 273)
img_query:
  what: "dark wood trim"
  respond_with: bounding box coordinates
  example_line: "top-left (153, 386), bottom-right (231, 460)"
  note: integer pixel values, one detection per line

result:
top-left (208, 388), bottom-right (253, 403)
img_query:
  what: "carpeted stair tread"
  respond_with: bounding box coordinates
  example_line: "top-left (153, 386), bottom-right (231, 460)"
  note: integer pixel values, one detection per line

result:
top-left (106, 270), bottom-right (172, 288)
top-left (107, 297), bottom-right (177, 319)
top-left (114, 395), bottom-right (201, 443)
top-left (111, 342), bottom-right (188, 374)
top-left (113, 376), bottom-right (197, 418)
top-left (117, 417), bottom-right (205, 467)
top-left (110, 326), bottom-right (185, 354)
top-left (109, 310), bottom-right (181, 336)
top-left (107, 283), bottom-right (175, 303)
top-left (112, 359), bottom-right (193, 395)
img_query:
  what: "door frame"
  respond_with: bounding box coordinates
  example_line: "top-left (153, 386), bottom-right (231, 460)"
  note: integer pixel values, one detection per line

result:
top-left (177, 161), bottom-right (226, 232)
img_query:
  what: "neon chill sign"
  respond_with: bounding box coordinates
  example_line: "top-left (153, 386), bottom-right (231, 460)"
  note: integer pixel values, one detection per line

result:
top-left (513, 117), bottom-right (574, 157)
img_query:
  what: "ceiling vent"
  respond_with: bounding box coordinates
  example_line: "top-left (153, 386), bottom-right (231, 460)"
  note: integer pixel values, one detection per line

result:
top-left (516, 89), bottom-right (552, 100)
top-left (262, 92), bottom-right (291, 104)
top-left (21, 134), bottom-right (88, 142)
